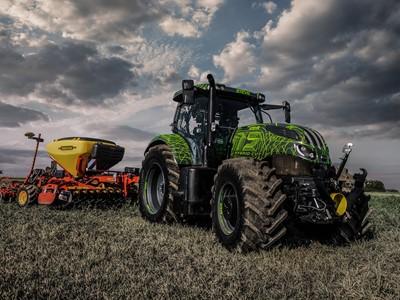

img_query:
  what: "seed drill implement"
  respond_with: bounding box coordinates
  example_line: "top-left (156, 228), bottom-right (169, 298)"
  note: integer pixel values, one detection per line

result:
top-left (1, 133), bottom-right (139, 208)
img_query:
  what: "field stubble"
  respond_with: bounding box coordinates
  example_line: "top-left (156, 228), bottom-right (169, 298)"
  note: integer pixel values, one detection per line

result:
top-left (0, 194), bottom-right (399, 299)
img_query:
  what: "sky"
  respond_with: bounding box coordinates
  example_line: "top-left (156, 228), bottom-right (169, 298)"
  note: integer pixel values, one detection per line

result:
top-left (0, 0), bottom-right (399, 189)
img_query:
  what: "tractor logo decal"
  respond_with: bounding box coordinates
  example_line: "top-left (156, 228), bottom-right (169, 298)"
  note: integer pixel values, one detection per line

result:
top-left (235, 88), bottom-right (251, 96)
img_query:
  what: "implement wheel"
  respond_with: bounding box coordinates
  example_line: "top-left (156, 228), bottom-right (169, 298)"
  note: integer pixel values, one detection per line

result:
top-left (139, 144), bottom-right (180, 222)
top-left (211, 158), bottom-right (288, 252)
top-left (17, 185), bottom-right (39, 208)
top-left (0, 180), bottom-right (11, 203)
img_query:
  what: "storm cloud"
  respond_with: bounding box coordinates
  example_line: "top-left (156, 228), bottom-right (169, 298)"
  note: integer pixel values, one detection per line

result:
top-left (1, 0), bottom-right (223, 41)
top-left (0, 148), bottom-right (47, 164)
top-left (262, 0), bottom-right (400, 136)
top-left (0, 102), bottom-right (49, 127)
top-left (0, 40), bottom-right (136, 106)
top-left (101, 125), bottom-right (155, 142)
top-left (1, 0), bottom-right (163, 42)
top-left (214, 0), bottom-right (400, 138)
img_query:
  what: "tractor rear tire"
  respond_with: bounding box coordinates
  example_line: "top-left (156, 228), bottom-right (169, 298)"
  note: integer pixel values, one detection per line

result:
top-left (16, 185), bottom-right (39, 208)
top-left (139, 144), bottom-right (180, 223)
top-left (211, 158), bottom-right (288, 252)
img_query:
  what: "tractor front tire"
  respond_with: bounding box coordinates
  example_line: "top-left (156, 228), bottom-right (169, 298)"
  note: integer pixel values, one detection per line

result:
top-left (211, 158), bottom-right (288, 252)
top-left (330, 192), bottom-right (372, 244)
top-left (139, 144), bottom-right (180, 223)
top-left (17, 185), bottom-right (39, 208)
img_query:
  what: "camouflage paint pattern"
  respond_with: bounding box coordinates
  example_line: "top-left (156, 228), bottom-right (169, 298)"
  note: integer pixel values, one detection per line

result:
top-left (230, 123), bottom-right (331, 164)
top-left (148, 134), bottom-right (193, 165)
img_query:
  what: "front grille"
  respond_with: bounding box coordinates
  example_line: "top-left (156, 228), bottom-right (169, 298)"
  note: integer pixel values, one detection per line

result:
top-left (272, 155), bottom-right (312, 176)
top-left (300, 127), bottom-right (326, 150)
top-left (302, 127), bottom-right (319, 148)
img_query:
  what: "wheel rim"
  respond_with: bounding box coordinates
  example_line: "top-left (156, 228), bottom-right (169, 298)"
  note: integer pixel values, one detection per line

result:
top-left (217, 182), bottom-right (240, 235)
top-left (144, 163), bottom-right (165, 214)
top-left (18, 190), bottom-right (28, 206)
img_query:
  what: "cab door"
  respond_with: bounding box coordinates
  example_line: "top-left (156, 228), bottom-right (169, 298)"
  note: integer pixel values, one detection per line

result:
top-left (173, 96), bottom-right (208, 165)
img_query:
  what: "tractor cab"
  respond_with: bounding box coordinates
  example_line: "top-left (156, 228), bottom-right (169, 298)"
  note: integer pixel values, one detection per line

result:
top-left (171, 78), bottom-right (289, 167)
top-left (171, 82), bottom-right (263, 166)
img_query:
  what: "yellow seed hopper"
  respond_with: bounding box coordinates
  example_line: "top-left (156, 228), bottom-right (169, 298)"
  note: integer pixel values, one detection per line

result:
top-left (46, 137), bottom-right (125, 177)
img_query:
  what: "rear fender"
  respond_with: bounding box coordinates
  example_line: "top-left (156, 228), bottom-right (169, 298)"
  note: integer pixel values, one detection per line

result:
top-left (145, 134), bottom-right (193, 165)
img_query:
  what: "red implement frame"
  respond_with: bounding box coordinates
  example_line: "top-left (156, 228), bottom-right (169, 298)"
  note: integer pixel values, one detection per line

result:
top-left (1, 133), bottom-right (140, 206)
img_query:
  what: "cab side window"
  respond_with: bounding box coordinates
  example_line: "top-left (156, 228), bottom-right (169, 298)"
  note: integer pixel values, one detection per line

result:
top-left (175, 97), bottom-right (208, 138)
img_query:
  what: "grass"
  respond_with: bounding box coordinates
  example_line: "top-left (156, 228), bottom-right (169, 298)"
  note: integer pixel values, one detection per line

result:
top-left (1, 194), bottom-right (399, 299)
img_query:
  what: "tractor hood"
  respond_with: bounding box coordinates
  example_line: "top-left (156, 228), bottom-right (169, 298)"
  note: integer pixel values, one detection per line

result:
top-left (230, 123), bottom-right (331, 165)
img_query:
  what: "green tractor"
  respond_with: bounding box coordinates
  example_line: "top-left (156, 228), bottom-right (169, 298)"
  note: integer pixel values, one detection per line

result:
top-left (138, 74), bottom-right (372, 251)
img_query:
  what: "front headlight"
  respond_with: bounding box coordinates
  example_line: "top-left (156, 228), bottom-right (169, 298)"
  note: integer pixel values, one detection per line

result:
top-left (294, 143), bottom-right (316, 160)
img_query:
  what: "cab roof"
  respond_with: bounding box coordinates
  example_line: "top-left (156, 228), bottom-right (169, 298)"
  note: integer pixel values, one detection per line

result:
top-left (172, 83), bottom-right (266, 104)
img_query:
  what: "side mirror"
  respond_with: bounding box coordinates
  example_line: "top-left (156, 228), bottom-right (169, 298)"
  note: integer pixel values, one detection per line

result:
top-left (283, 101), bottom-right (291, 123)
top-left (182, 79), bottom-right (195, 104)
top-left (342, 142), bottom-right (353, 154)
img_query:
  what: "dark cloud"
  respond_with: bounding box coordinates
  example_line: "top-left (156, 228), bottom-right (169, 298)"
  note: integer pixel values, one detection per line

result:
top-left (65, 0), bottom-right (164, 40)
top-left (248, 0), bottom-right (400, 138)
top-left (261, 1), bottom-right (399, 62)
top-left (293, 90), bottom-right (400, 132)
top-left (1, 1), bottom-right (165, 43)
top-left (129, 105), bottom-right (175, 129)
top-left (0, 148), bottom-right (50, 177)
top-left (102, 125), bottom-right (154, 142)
top-left (0, 152), bottom-right (15, 164)
top-left (0, 148), bottom-right (47, 164)
top-left (60, 56), bottom-right (134, 102)
top-left (0, 40), bottom-right (136, 105)
top-left (71, 0), bottom-right (162, 35)
top-left (72, 0), bottom-right (159, 16)
top-left (107, 45), bottom-right (126, 54)
top-left (327, 121), bottom-right (400, 141)
top-left (0, 102), bottom-right (49, 127)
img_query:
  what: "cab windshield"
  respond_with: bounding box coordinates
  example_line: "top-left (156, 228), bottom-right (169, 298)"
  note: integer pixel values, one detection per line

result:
top-left (174, 96), bottom-right (263, 137)
top-left (216, 97), bottom-right (263, 128)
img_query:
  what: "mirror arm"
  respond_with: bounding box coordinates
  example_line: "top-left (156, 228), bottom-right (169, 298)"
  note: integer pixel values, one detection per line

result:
top-left (283, 101), bottom-right (291, 123)
top-left (261, 101), bottom-right (291, 123)
top-left (261, 104), bottom-right (284, 110)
